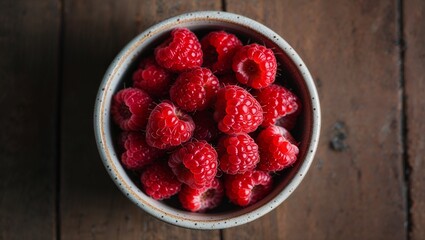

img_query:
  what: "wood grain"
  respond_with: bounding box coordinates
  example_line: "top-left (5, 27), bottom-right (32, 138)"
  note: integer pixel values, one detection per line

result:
top-left (224, 0), bottom-right (407, 239)
top-left (0, 0), bottom-right (59, 239)
top-left (404, 0), bottom-right (425, 239)
top-left (60, 0), bottom-right (221, 239)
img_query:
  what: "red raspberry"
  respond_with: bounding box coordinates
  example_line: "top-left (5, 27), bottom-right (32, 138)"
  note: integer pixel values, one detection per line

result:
top-left (132, 57), bottom-right (173, 97)
top-left (192, 111), bottom-right (219, 142)
top-left (155, 28), bottom-right (202, 72)
top-left (120, 132), bottom-right (163, 171)
top-left (214, 85), bottom-right (263, 134)
top-left (168, 141), bottom-right (218, 189)
top-left (256, 125), bottom-right (299, 172)
top-left (201, 31), bottom-right (242, 74)
top-left (146, 101), bottom-right (195, 149)
top-left (140, 162), bottom-right (182, 200)
top-left (218, 73), bottom-right (239, 87)
top-left (179, 178), bottom-right (224, 212)
top-left (232, 43), bottom-right (277, 89)
top-left (224, 170), bottom-right (272, 206)
top-left (217, 133), bottom-right (259, 175)
top-left (170, 67), bottom-right (220, 112)
top-left (111, 88), bottom-right (153, 131)
top-left (254, 84), bottom-right (301, 127)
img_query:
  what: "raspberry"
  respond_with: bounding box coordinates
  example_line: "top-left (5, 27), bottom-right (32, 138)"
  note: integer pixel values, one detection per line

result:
top-left (140, 162), bottom-right (182, 200)
top-left (217, 133), bottom-right (259, 175)
top-left (201, 31), bottom-right (242, 74)
top-left (192, 111), bottom-right (219, 142)
top-left (224, 170), bottom-right (273, 206)
top-left (232, 43), bottom-right (277, 89)
top-left (256, 125), bottom-right (299, 172)
top-left (146, 101), bottom-right (195, 149)
top-left (155, 28), bottom-right (202, 72)
top-left (214, 85), bottom-right (263, 134)
top-left (254, 84), bottom-right (301, 127)
top-left (179, 178), bottom-right (224, 212)
top-left (170, 67), bottom-right (220, 112)
top-left (111, 88), bottom-right (153, 131)
top-left (132, 57), bottom-right (173, 97)
top-left (168, 141), bottom-right (218, 189)
top-left (120, 132), bottom-right (163, 171)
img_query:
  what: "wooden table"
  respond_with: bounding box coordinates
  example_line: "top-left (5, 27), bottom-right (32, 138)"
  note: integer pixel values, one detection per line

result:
top-left (1, 0), bottom-right (424, 239)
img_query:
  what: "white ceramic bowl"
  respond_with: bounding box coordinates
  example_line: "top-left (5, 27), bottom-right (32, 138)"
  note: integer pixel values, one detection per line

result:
top-left (94, 11), bottom-right (320, 229)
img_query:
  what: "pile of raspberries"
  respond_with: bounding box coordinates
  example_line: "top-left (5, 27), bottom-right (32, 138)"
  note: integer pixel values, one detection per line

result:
top-left (111, 28), bottom-right (301, 212)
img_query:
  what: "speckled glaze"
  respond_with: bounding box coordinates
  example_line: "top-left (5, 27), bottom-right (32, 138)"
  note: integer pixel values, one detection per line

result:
top-left (94, 11), bottom-right (321, 230)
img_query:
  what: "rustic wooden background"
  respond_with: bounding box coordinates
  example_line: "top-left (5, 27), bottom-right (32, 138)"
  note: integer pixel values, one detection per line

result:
top-left (1, 0), bottom-right (424, 239)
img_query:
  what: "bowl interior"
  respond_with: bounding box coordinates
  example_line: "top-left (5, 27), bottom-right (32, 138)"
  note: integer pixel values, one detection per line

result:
top-left (95, 11), bottom-right (320, 229)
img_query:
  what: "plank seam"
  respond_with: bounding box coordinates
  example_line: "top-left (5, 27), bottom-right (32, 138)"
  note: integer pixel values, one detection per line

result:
top-left (397, 0), bottom-right (411, 239)
top-left (55, 0), bottom-right (65, 239)
top-left (221, 0), bottom-right (227, 11)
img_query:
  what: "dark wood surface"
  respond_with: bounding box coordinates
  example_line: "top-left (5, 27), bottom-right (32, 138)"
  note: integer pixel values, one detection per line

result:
top-left (0, 0), bottom-right (424, 239)
top-left (0, 1), bottom-right (59, 239)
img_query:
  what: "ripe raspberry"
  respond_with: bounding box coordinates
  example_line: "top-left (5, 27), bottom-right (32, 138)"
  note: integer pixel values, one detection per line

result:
top-left (179, 178), bottom-right (224, 212)
top-left (170, 67), bottom-right (220, 112)
top-left (214, 85), bottom-right (263, 134)
top-left (217, 133), bottom-right (259, 175)
top-left (140, 162), bottom-right (182, 200)
top-left (111, 88), bottom-right (153, 131)
top-left (224, 170), bottom-right (272, 206)
top-left (146, 101), bottom-right (195, 149)
top-left (232, 43), bottom-right (277, 89)
top-left (201, 31), bottom-right (242, 74)
top-left (218, 73), bottom-right (239, 87)
top-left (256, 125), bottom-right (299, 172)
top-left (192, 111), bottom-right (219, 142)
top-left (155, 28), bottom-right (202, 72)
top-left (132, 57), bottom-right (173, 97)
top-left (254, 84), bottom-right (301, 127)
top-left (168, 141), bottom-right (218, 189)
top-left (120, 132), bottom-right (163, 171)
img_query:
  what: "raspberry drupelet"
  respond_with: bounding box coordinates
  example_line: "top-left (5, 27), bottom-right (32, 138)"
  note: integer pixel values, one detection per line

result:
top-left (120, 131), bottom-right (163, 171)
top-left (254, 84), bottom-right (301, 127)
top-left (256, 125), bottom-right (299, 172)
top-left (232, 43), bottom-right (277, 89)
top-left (224, 170), bottom-right (273, 206)
top-left (214, 85), bottom-right (263, 134)
top-left (145, 101), bottom-right (195, 149)
top-left (201, 31), bottom-right (242, 74)
top-left (140, 162), bottom-right (182, 200)
top-left (155, 28), bottom-right (203, 72)
top-left (179, 178), bottom-right (224, 212)
top-left (111, 88), bottom-right (153, 131)
top-left (168, 140), bottom-right (218, 189)
top-left (170, 67), bottom-right (220, 112)
top-left (132, 57), bottom-right (173, 97)
top-left (217, 133), bottom-right (259, 175)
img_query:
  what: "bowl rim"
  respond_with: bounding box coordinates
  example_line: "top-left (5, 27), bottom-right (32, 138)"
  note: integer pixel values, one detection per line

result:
top-left (94, 10), bottom-right (321, 230)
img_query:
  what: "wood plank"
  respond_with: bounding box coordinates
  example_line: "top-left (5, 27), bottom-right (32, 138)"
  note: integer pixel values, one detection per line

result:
top-left (60, 1), bottom-right (222, 239)
top-left (404, 0), bottom-right (425, 239)
top-left (224, 0), bottom-right (406, 239)
top-left (0, 0), bottom-right (59, 239)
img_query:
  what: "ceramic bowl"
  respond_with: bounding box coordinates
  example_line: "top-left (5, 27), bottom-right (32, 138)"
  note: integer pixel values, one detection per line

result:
top-left (94, 11), bottom-right (320, 229)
